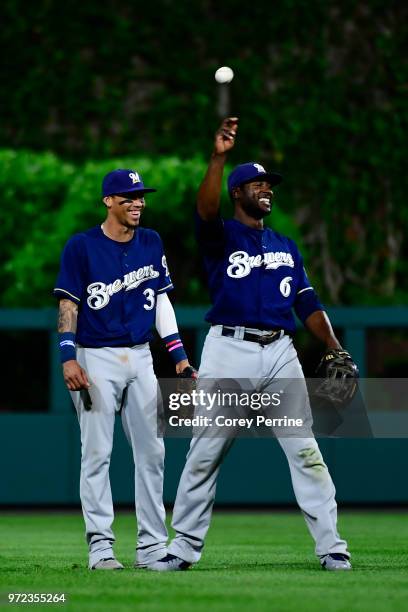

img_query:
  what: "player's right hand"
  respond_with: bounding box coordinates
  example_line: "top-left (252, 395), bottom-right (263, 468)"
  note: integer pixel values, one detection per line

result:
top-left (63, 360), bottom-right (91, 391)
top-left (214, 117), bottom-right (238, 154)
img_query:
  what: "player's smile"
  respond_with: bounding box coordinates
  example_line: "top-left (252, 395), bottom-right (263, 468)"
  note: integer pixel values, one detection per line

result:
top-left (258, 194), bottom-right (272, 212)
top-left (252, 184), bottom-right (273, 204)
top-left (102, 188), bottom-right (150, 239)
top-left (115, 195), bottom-right (146, 227)
top-left (127, 207), bottom-right (143, 221)
top-left (238, 182), bottom-right (273, 220)
top-left (124, 209), bottom-right (144, 227)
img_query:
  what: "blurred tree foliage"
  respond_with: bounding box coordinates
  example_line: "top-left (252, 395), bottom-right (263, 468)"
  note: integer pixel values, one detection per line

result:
top-left (0, 150), bottom-right (300, 306)
top-left (0, 0), bottom-right (406, 305)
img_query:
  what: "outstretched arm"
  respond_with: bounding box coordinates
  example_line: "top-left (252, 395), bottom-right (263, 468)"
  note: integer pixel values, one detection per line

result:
top-left (304, 310), bottom-right (342, 350)
top-left (58, 298), bottom-right (90, 391)
top-left (310, 310), bottom-right (359, 404)
top-left (197, 117), bottom-right (239, 221)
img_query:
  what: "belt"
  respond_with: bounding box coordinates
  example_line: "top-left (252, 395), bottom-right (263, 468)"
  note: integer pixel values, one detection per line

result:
top-left (220, 326), bottom-right (290, 346)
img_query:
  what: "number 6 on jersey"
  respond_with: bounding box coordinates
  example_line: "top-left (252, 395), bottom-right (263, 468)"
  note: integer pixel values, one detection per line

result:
top-left (280, 276), bottom-right (292, 298)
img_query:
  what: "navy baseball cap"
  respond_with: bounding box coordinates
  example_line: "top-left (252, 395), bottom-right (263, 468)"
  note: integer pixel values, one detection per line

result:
top-left (102, 169), bottom-right (157, 197)
top-left (227, 163), bottom-right (282, 194)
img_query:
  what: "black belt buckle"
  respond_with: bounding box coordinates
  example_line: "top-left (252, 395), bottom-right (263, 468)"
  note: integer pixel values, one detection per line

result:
top-left (257, 331), bottom-right (280, 346)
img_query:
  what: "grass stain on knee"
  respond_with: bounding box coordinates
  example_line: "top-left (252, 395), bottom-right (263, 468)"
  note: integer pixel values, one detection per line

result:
top-left (298, 447), bottom-right (326, 472)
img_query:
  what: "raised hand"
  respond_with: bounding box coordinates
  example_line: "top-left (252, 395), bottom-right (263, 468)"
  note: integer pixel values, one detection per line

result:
top-left (214, 117), bottom-right (239, 155)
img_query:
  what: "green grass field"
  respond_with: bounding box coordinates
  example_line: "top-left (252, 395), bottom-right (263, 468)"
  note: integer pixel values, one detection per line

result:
top-left (1, 511), bottom-right (407, 612)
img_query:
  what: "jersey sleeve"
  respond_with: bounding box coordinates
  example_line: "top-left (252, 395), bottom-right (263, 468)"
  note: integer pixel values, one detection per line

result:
top-left (156, 236), bottom-right (174, 294)
top-left (53, 234), bottom-right (86, 303)
top-left (195, 210), bottom-right (226, 254)
top-left (293, 248), bottom-right (324, 324)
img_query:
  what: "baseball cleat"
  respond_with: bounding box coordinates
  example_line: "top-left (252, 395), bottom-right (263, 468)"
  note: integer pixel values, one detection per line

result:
top-left (321, 553), bottom-right (352, 571)
top-left (147, 553), bottom-right (191, 572)
top-left (91, 558), bottom-right (124, 570)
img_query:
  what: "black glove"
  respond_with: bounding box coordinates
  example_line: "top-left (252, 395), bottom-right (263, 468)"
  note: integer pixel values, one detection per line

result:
top-left (176, 365), bottom-right (198, 395)
top-left (177, 365), bottom-right (198, 379)
top-left (314, 349), bottom-right (359, 405)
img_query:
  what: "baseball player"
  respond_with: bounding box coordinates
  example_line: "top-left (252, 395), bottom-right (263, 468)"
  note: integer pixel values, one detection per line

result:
top-left (150, 118), bottom-right (356, 572)
top-left (54, 168), bottom-right (196, 570)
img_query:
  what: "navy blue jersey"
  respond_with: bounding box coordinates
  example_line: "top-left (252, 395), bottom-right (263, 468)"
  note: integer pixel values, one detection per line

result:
top-left (54, 226), bottom-right (173, 347)
top-left (196, 214), bottom-right (323, 333)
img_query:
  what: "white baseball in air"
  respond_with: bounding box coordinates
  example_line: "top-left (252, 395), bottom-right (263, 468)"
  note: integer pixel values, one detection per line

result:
top-left (215, 66), bottom-right (234, 84)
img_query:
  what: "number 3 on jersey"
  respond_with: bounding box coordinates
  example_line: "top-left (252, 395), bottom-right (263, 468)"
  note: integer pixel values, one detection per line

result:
top-left (279, 276), bottom-right (292, 298)
top-left (143, 288), bottom-right (155, 310)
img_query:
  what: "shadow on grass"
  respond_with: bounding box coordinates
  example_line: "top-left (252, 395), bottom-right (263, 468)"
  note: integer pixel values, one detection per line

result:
top-left (165, 561), bottom-right (319, 573)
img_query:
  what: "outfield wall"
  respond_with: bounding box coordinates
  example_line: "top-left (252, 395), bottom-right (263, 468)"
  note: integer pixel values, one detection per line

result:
top-left (1, 306), bottom-right (408, 506)
top-left (1, 413), bottom-right (408, 505)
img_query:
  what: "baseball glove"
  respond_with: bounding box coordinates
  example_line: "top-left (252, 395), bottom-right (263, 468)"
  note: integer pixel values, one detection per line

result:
top-left (314, 349), bottom-right (359, 405)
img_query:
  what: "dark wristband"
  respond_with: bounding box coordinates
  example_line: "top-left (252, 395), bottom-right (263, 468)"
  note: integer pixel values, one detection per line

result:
top-left (58, 332), bottom-right (76, 363)
top-left (163, 333), bottom-right (188, 365)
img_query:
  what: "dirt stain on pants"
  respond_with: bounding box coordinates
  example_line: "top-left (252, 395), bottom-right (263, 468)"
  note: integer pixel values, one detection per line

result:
top-left (298, 446), bottom-right (326, 473)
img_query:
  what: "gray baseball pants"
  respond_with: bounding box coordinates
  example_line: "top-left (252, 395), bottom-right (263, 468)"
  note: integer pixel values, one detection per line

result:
top-left (168, 326), bottom-right (349, 563)
top-left (71, 344), bottom-right (167, 568)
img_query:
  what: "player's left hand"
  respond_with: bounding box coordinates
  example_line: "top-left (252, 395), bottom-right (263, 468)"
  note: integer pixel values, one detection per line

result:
top-left (177, 365), bottom-right (198, 379)
top-left (314, 348), bottom-right (359, 405)
top-left (175, 360), bottom-right (197, 377)
top-left (175, 362), bottom-right (198, 394)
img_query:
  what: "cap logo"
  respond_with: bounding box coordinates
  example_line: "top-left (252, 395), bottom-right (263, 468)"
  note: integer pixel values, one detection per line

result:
top-left (253, 164), bottom-right (266, 173)
top-left (129, 172), bottom-right (140, 184)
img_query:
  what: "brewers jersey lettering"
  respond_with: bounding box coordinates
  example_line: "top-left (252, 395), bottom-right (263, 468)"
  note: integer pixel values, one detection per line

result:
top-left (195, 214), bottom-right (323, 331)
top-left (54, 225), bottom-right (173, 347)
